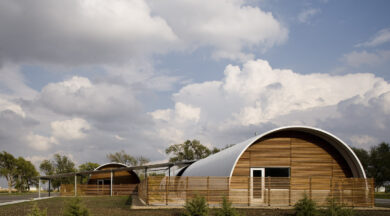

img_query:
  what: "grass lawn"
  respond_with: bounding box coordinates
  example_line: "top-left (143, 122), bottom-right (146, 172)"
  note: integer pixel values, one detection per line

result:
top-left (376, 192), bottom-right (390, 199)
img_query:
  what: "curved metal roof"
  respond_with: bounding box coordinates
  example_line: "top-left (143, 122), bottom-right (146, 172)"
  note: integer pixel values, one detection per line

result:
top-left (94, 162), bottom-right (128, 170)
top-left (180, 126), bottom-right (366, 178)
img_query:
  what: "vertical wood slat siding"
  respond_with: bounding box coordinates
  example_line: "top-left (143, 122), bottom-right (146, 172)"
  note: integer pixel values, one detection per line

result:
top-left (135, 176), bottom-right (374, 207)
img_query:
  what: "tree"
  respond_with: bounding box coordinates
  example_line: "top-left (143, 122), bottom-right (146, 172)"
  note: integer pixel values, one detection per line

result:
top-left (78, 162), bottom-right (99, 184)
top-left (107, 150), bottom-right (149, 166)
top-left (0, 151), bottom-right (17, 193)
top-left (78, 162), bottom-right (99, 172)
top-left (39, 154), bottom-right (76, 190)
top-left (351, 147), bottom-right (369, 175)
top-left (165, 140), bottom-right (218, 162)
top-left (15, 157), bottom-right (39, 192)
top-left (368, 142), bottom-right (390, 189)
top-left (63, 197), bottom-right (90, 216)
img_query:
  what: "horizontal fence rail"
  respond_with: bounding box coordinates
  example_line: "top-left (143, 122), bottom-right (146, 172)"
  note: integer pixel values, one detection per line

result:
top-left (138, 176), bottom-right (374, 207)
top-left (60, 184), bottom-right (138, 196)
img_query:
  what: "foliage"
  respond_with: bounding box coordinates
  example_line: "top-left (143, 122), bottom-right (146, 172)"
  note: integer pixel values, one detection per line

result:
top-left (125, 195), bottom-right (132, 207)
top-left (39, 154), bottom-right (77, 190)
top-left (106, 150), bottom-right (150, 166)
top-left (0, 151), bottom-right (17, 193)
top-left (15, 157), bottom-right (39, 192)
top-left (27, 202), bottom-right (47, 216)
top-left (183, 195), bottom-right (209, 216)
top-left (351, 147), bottom-right (369, 174)
top-left (294, 194), bottom-right (319, 216)
top-left (375, 192), bottom-right (390, 199)
top-left (215, 196), bottom-right (240, 216)
top-left (368, 142), bottom-right (390, 188)
top-left (322, 199), bottom-right (353, 216)
top-left (78, 162), bottom-right (99, 184)
top-left (166, 139), bottom-right (219, 163)
top-left (63, 197), bottom-right (90, 216)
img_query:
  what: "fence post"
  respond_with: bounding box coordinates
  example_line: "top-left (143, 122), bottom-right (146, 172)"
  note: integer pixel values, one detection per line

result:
top-left (330, 177), bottom-right (333, 200)
top-left (146, 176), bottom-right (149, 205)
top-left (309, 177), bottom-right (312, 200)
top-left (248, 177), bottom-right (250, 206)
top-left (268, 177), bottom-right (271, 206)
top-left (110, 170), bottom-right (113, 196)
top-left (352, 179), bottom-right (355, 207)
top-left (48, 179), bottom-right (51, 197)
top-left (186, 176), bottom-right (189, 202)
top-left (340, 178), bottom-right (343, 205)
top-left (288, 177), bottom-right (291, 206)
top-left (38, 178), bottom-right (41, 198)
top-left (74, 174), bottom-right (77, 197)
top-left (207, 176), bottom-right (209, 204)
top-left (371, 179), bottom-right (375, 208)
top-left (166, 176), bottom-right (169, 205)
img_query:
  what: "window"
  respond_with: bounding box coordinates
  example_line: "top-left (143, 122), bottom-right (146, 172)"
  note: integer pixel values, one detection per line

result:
top-left (265, 167), bottom-right (290, 177)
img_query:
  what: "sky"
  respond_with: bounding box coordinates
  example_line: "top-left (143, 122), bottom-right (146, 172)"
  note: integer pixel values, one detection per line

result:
top-left (0, 0), bottom-right (390, 176)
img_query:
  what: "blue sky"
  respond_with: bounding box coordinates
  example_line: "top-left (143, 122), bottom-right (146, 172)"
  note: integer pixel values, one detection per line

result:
top-left (0, 0), bottom-right (390, 182)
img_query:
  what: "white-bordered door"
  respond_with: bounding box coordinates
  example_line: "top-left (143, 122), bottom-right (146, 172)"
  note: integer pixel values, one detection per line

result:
top-left (250, 168), bottom-right (265, 204)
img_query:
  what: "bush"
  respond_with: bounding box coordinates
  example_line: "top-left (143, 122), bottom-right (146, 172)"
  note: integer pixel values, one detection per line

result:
top-left (183, 195), bottom-right (209, 216)
top-left (322, 199), bottom-right (353, 216)
top-left (125, 195), bottom-right (133, 207)
top-left (27, 202), bottom-right (47, 216)
top-left (294, 194), bottom-right (319, 216)
top-left (63, 197), bottom-right (90, 216)
top-left (215, 196), bottom-right (240, 216)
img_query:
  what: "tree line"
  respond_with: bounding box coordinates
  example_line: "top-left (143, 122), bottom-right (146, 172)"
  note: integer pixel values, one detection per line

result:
top-left (352, 142), bottom-right (390, 190)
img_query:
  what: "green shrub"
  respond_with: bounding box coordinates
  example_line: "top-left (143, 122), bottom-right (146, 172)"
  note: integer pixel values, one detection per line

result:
top-left (322, 199), bottom-right (353, 216)
top-left (27, 202), bottom-right (47, 216)
top-left (294, 194), bottom-right (319, 216)
top-left (183, 195), bottom-right (209, 216)
top-left (215, 196), bottom-right (240, 216)
top-left (125, 195), bottom-right (133, 207)
top-left (63, 197), bottom-right (90, 216)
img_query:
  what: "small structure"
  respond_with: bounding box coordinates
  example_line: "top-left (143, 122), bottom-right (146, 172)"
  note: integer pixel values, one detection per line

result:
top-left (86, 163), bottom-right (140, 195)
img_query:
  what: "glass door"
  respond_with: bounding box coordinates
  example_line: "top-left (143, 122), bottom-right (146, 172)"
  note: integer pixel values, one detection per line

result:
top-left (250, 168), bottom-right (265, 203)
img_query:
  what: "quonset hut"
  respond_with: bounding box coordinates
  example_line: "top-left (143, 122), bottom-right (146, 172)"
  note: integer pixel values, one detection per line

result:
top-left (176, 126), bottom-right (368, 206)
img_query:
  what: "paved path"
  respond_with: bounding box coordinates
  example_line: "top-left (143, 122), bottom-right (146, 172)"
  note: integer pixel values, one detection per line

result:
top-left (0, 192), bottom-right (58, 204)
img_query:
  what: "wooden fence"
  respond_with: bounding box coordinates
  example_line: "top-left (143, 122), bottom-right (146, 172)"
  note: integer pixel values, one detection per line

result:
top-left (60, 184), bottom-right (138, 196)
top-left (138, 176), bottom-right (374, 207)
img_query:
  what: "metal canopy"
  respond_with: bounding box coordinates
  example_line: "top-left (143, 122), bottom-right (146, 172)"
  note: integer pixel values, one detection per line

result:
top-left (38, 160), bottom-right (195, 180)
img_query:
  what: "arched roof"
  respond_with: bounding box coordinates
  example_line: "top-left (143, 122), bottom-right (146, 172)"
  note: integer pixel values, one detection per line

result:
top-left (94, 162), bottom-right (128, 170)
top-left (180, 126), bottom-right (366, 178)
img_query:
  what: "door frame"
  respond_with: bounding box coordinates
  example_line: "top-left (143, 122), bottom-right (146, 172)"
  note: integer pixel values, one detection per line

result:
top-left (250, 167), bottom-right (265, 203)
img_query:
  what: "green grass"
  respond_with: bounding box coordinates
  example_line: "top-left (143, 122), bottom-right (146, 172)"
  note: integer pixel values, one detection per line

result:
top-left (375, 192), bottom-right (390, 199)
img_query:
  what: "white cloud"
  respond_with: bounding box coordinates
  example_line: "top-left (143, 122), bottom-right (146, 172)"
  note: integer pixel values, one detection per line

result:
top-left (350, 135), bottom-right (378, 149)
top-left (149, 59), bottom-right (390, 148)
top-left (114, 135), bottom-right (126, 141)
top-left (39, 76), bottom-right (140, 120)
top-left (26, 133), bottom-right (58, 151)
top-left (356, 28), bottom-right (390, 47)
top-left (0, 0), bottom-right (177, 65)
top-left (51, 118), bottom-right (91, 140)
top-left (298, 8), bottom-right (321, 24)
top-left (148, 0), bottom-right (288, 61)
top-left (342, 50), bottom-right (390, 67)
top-left (0, 98), bottom-right (25, 117)
top-left (175, 102), bottom-right (201, 123)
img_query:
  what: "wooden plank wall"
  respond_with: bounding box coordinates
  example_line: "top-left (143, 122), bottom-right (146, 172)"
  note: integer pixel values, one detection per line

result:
top-left (232, 131), bottom-right (353, 186)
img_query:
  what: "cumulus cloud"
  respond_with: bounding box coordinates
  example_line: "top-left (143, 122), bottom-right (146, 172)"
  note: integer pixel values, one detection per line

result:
top-left (298, 8), bottom-right (321, 24)
top-left (148, 0), bottom-right (288, 61)
top-left (51, 118), bottom-right (91, 140)
top-left (0, 0), bottom-right (177, 65)
top-left (356, 28), bottom-right (390, 48)
top-left (150, 59), bottom-right (390, 147)
top-left (26, 133), bottom-right (58, 151)
top-left (38, 76), bottom-right (140, 120)
top-left (0, 98), bottom-right (25, 117)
